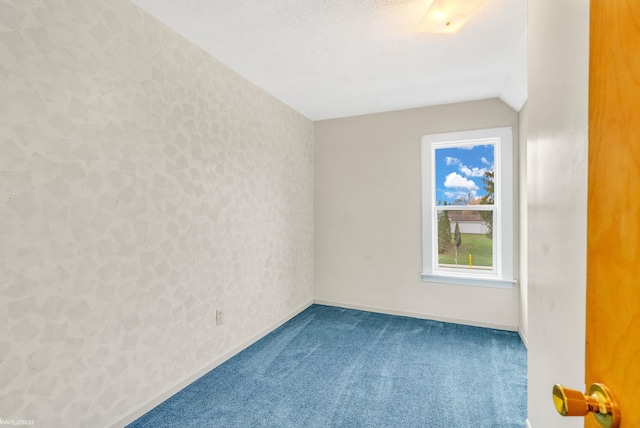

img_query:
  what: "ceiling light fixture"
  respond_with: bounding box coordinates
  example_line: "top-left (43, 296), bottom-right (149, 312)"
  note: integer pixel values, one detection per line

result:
top-left (414, 0), bottom-right (486, 34)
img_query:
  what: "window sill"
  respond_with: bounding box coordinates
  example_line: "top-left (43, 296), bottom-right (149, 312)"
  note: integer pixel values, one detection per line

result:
top-left (421, 273), bottom-right (516, 289)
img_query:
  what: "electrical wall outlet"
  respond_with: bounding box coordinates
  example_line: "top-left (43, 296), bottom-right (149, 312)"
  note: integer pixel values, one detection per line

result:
top-left (216, 309), bottom-right (224, 326)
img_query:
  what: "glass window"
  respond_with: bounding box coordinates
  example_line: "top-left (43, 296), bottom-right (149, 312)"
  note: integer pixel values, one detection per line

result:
top-left (421, 127), bottom-right (515, 288)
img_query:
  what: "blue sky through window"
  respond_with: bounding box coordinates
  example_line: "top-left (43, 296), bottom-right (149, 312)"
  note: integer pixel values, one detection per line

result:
top-left (435, 144), bottom-right (494, 205)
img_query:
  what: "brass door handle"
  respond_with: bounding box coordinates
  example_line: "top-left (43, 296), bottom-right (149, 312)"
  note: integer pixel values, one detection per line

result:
top-left (552, 383), bottom-right (620, 428)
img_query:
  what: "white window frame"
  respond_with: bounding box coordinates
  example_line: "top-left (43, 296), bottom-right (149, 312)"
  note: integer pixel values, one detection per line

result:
top-left (421, 127), bottom-right (516, 289)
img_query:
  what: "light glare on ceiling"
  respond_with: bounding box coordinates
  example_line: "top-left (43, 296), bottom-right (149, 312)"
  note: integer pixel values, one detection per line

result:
top-left (414, 0), bottom-right (486, 34)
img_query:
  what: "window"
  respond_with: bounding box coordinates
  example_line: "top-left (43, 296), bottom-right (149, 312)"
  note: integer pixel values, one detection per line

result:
top-left (421, 127), bottom-right (515, 288)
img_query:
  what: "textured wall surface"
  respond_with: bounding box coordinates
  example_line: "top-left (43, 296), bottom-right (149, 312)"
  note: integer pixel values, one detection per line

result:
top-left (0, 1), bottom-right (313, 426)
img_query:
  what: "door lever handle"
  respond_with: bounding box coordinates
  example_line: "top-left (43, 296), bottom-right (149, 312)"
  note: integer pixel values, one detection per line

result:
top-left (552, 383), bottom-right (619, 428)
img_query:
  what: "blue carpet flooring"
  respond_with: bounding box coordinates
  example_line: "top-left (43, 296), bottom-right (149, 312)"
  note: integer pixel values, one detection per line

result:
top-left (128, 305), bottom-right (527, 427)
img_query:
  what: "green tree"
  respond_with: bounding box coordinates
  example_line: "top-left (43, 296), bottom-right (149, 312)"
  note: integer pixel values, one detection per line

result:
top-left (454, 221), bottom-right (462, 265)
top-left (480, 170), bottom-right (494, 239)
top-left (438, 211), bottom-right (451, 254)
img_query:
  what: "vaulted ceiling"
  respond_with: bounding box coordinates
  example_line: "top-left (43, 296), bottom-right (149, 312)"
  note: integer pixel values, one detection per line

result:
top-left (130, 0), bottom-right (527, 120)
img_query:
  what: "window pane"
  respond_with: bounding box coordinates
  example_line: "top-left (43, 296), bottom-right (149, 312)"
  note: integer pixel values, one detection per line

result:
top-left (434, 144), bottom-right (494, 207)
top-left (437, 210), bottom-right (493, 271)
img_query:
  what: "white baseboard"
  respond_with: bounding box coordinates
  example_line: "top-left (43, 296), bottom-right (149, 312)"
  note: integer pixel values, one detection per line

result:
top-left (110, 299), bottom-right (314, 428)
top-left (518, 326), bottom-right (529, 349)
top-left (313, 299), bottom-right (517, 332)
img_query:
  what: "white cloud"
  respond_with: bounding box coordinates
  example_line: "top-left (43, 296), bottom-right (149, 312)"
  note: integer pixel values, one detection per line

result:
top-left (445, 156), bottom-right (460, 165)
top-left (458, 164), bottom-right (487, 177)
top-left (481, 157), bottom-right (491, 165)
top-left (444, 172), bottom-right (479, 191)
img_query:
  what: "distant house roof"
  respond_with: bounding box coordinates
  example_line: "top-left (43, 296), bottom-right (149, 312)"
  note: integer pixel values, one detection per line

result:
top-left (448, 211), bottom-right (485, 222)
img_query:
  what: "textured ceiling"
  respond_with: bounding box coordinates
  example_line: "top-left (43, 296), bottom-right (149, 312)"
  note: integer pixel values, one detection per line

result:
top-left (129, 0), bottom-right (527, 120)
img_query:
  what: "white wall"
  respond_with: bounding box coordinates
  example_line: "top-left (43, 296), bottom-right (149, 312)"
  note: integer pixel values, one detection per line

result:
top-left (527, 1), bottom-right (589, 427)
top-left (0, 1), bottom-right (313, 427)
top-left (314, 99), bottom-right (520, 330)
top-left (518, 101), bottom-right (529, 346)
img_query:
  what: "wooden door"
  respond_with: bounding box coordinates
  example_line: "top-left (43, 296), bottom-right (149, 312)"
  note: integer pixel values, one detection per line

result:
top-left (587, 0), bottom-right (640, 426)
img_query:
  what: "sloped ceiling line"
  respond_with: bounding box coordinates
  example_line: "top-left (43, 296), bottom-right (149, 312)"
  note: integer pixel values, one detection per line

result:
top-left (130, 0), bottom-right (527, 120)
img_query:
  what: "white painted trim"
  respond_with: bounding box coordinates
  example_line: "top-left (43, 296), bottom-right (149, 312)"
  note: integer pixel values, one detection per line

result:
top-left (526, 418), bottom-right (532, 428)
top-left (421, 273), bottom-right (515, 289)
top-left (421, 126), bottom-right (515, 287)
top-left (518, 326), bottom-right (529, 349)
top-left (110, 299), bottom-right (314, 428)
top-left (314, 299), bottom-right (517, 332)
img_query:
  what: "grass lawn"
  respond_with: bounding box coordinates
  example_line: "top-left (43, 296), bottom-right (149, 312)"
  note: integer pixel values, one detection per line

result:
top-left (439, 233), bottom-right (493, 267)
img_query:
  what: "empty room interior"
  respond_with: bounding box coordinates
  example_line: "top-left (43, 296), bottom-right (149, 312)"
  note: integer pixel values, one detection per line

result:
top-left (3, 0), bottom-right (638, 427)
